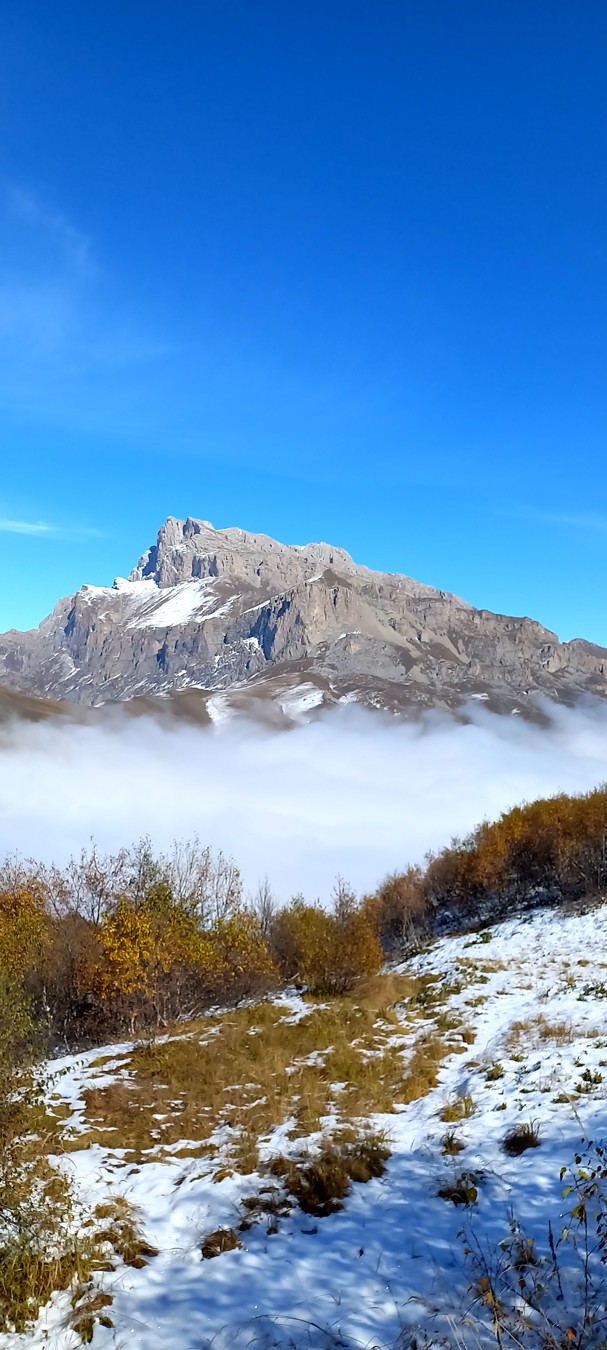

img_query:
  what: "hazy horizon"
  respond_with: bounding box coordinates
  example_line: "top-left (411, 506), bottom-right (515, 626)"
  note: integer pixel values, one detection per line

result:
top-left (2, 697), bottom-right (607, 900)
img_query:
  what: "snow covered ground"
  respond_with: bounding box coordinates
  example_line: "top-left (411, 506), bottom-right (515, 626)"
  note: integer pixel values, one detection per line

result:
top-left (11, 904), bottom-right (607, 1349)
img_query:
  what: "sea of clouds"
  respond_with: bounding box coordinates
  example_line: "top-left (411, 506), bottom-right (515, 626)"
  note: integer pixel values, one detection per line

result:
top-left (1, 699), bottom-right (607, 901)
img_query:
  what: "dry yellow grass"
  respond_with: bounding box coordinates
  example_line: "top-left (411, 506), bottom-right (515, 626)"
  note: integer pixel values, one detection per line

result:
top-left (268, 1128), bottom-right (391, 1216)
top-left (0, 1191), bottom-right (155, 1336)
top-left (348, 971), bottom-right (425, 1011)
top-left (440, 1093), bottom-right (476, 1123)
top-left (506, 1014), bottom-right (593, 1053)
top-left (60, 974), bottom-right (466, 1173)
top-left (0, 1245), bottom-right (90, 1336)
top-left (457, 957), bottom-right (507, 976)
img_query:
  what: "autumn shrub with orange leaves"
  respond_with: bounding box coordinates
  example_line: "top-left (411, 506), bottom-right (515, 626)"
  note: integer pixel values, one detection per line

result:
top-left (0, 840), bottom-right (276, 1043)
top-left (0, 879), bottom-right (82, 1333)
top-left (423, 784), bottom-right (607, 922)
top-left (363, 866), bottom-right (429, 955)
top-left (270, 884), bottom-right (383, 995)
top-left (0, 885), bottom-right (50, 1065)
top-left (95, 886), bottom-right (277, 1033)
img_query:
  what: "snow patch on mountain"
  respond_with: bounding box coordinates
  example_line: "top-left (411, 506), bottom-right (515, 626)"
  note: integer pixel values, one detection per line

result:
top-left (80, 576), bottom-right (236, 630)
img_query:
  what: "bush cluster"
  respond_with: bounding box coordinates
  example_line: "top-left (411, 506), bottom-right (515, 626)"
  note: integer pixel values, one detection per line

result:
top-left (4, 782), bottom-right (607, 1055)
top-left (361, 784), bottom-right (607, 940)
top-left (0, 842), bottom-right (391, 1051)
top-left (0, 840), bottom-right (277, 1046)
top-left (424, 783), bottom-right (607, 922)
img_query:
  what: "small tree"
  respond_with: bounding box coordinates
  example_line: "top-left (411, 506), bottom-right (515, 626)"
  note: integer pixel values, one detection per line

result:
top-left (270, 895), bottom-right (382, 996)
top-left (366, 867), bottom-right (428, 954)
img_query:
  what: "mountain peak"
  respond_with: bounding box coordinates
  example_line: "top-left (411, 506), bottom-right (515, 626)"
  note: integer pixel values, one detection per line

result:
top-left (129, 515), bottom-right (358, 589)
top-left (1, 515), bottom-right (607, 717)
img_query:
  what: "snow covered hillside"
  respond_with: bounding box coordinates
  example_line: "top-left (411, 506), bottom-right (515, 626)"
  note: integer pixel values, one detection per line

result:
top-left (13, 904), bottom-right (607, 1349)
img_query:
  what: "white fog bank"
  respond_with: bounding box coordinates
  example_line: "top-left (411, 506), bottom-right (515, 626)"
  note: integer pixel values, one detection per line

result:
top-left (1, 699), bottom-right (607, 900)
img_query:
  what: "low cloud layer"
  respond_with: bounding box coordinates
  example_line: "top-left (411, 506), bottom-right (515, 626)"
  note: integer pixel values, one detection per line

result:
top-left (1, 700), bottom-right (607, 901)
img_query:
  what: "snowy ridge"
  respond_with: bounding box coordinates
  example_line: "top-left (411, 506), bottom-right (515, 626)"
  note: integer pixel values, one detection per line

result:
top-left (80, 576), bottom-right (233, 630)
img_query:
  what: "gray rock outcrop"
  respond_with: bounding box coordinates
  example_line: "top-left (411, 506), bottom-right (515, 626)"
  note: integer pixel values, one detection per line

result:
top-left (0, 515), bottom-right (605, 716)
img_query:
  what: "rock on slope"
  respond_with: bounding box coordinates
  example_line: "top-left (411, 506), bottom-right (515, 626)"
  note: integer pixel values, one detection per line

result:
top-left (0, 515), bottom-right (606, 714)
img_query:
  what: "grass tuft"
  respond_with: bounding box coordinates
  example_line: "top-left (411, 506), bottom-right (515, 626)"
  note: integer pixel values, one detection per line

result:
top-left (93, 1198), bottom-right (159, 1269)
top-left (442, 1128), bottom-right (466, 1156)
top-left (201, 1228), bottom-right (241, 1259)
top-left (502, 1121), bottom-right (542, 1156)
top-left (269, 1129), bottom-right (390, 1217)
top-left (440, 1094), bottom-right (476, 1123)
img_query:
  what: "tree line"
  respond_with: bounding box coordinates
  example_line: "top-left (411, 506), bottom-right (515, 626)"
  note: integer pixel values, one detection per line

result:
top-left (0, 839), bottom-right (388, 1050)
top-left (3, 783), bottom-right (607, 1058)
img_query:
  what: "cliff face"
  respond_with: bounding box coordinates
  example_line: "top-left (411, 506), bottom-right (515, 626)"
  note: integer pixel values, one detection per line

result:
top-left (0, 515), bottom-right (605, 714)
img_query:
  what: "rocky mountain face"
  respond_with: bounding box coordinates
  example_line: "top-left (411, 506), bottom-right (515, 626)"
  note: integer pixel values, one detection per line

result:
top-left (0, 515), bottom-right (606, 718)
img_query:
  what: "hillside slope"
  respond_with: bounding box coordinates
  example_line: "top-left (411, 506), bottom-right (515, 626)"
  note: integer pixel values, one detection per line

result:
top-left (12, 903), bottom-right (607, 1349)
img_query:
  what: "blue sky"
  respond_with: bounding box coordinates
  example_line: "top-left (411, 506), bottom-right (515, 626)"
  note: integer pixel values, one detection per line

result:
top-left (1, 1), bottom-right (606, 641)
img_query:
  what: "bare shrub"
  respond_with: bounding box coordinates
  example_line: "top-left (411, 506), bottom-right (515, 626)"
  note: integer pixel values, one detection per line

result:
top-left (365, 866), bottom-right (430, 954)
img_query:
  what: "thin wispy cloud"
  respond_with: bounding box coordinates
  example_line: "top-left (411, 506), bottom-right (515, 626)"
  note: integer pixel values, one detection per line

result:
top-left (0, 181), bottom-right (172, 382)
top-left (0, 518), bottom-right (101, 540)
top-left (0, 519), bottom-right (55, 536)
top-left (534, 510), bottom-right (607, 532)
top-left (6, 183), bottom-right (95, 279)
top-left (0, 183), bottom-right (90, 358)
top-left (506, 504), bottom-right (607, 532)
